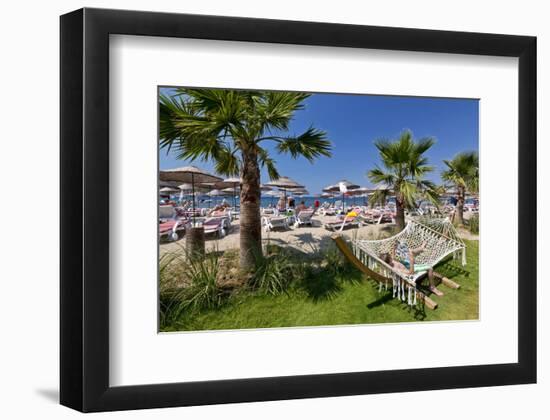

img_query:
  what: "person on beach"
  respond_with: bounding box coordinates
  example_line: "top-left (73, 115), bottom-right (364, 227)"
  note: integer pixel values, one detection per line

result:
top-left (288, 196), bottom-right (295, 209)
top-left (276, 196), bottom-right (286, 212)
top-left (382, 241), bottom-right (444, 296)
top-left (296, 200), bottom-right (308, 214)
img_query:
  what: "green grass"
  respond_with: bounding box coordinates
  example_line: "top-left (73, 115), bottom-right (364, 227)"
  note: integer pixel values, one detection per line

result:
top-left (161, 240), bottom-right (479, 332)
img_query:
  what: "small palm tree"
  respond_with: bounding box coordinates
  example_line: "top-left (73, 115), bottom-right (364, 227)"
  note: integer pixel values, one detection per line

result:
top-left (159, 89), bottom-right (332, 270)
top-left (368, 130), bottom-right (439, 231)
top-left (441, 151), bottom-right (479, 226)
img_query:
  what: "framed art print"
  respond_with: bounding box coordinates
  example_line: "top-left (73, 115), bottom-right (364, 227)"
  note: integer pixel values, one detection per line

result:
top-left (60, 8), bottom-right (536, 412)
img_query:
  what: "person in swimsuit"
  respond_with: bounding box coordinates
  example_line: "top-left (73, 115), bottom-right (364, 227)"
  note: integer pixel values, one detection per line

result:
top-left (382, 241), bottom-right (444, 296)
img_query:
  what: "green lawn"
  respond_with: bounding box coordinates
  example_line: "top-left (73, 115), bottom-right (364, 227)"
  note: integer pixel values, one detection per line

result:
top-left (162, 239), bottom-right (479, 332)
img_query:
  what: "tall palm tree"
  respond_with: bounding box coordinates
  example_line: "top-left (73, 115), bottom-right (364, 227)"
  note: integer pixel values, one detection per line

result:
top-left (368, 130), bottom-right (439, 231)
top-left (441, 151), bottom-right (479, 226)
top-left (159, 89), bottom-right (332, 270)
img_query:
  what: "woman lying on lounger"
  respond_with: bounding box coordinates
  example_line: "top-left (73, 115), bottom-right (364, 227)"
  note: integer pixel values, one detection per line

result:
top-left (382, 241), bottom-right (444, 296)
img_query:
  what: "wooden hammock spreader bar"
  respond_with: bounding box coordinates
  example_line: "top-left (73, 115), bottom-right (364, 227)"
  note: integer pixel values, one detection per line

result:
top-left (433, 272), bottom-right (461, 289)
top-left (331, 235), bottom-right (438, 310)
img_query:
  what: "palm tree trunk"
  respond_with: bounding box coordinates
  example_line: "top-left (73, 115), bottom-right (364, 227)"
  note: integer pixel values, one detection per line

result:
top-left (395, 196), bottom-right (405, 231)
top-left (456, 186), bottom-right (465, 226)
top-left (239, 151), bottom-right (262, 270)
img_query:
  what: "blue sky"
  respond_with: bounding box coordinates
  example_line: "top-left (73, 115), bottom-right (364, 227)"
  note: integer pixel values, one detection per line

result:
top-left (159, 89), bottom-right (478, 194)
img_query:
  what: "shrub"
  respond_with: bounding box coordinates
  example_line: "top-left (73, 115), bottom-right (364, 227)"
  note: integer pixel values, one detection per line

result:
top-left (322, 244), bottom-right (351, 277)
top-left (180, 253), bottom-right (225, 311)
top-left (468, 214), bottom-right (479, 234)
top-left (159, 252), bottom-right (188, 329)
top-left (250, 251), bottom-right (295, 296)
top-left (159, 251), bottom-right (226, 329)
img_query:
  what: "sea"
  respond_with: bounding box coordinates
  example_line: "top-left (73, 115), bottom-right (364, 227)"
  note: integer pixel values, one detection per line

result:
top-left (192, 195), bottom-right (370, 209)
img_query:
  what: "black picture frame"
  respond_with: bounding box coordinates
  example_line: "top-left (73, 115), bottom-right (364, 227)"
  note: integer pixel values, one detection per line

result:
top-left (60, 7), bottom-right (537, 412)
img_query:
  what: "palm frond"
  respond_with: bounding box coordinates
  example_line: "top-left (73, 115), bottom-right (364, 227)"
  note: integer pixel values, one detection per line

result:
top-left (256, 91), bottom-right (310, 132)
top-left (414, 136), bottom-right (436, 155)
top-left (275, 127), bottom-right (332, 162)
top-left (399, 179), bottom-right (418, 208)
top-left (441, 151), bottom-right (479, 193)
top-left (213, 146), bottom-right (240, 176)
top-left (367, 166), bottom-right (395, 186)
top-left (159, 94), bottom-right (196, 151)
top-left (257, 147), bottom-right (280, 180)
top-left (369, 190), bottom-right (389, 207)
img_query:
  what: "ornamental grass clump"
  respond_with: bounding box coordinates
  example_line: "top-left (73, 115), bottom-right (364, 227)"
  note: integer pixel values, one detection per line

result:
top-left (322, 244), bottom-right (352, 278)
top-left (250, 250), bottom-right (296, 296)
top-left (468, 214), bottom-right (479, 234)
top-left (159, 252), bottom-right (188, 329)
top-left (180, 252), bottom-right (225, 311)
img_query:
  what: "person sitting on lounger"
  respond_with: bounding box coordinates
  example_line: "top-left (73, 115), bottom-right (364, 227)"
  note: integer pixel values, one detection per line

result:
top-left (382, 241), bottom-right (443, 296)
top-left (296, 200), bottom-right (308, 214)
top-left (277, 196), bottom-right (286, 212)
top-left (209, 202), bottom-right (230, 216)
top-left (288, 196), bottom-right (295, 209)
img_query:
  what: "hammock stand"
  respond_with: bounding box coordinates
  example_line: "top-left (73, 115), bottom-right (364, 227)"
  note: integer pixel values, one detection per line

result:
top-left (332, 218), bottom-right (466, 310)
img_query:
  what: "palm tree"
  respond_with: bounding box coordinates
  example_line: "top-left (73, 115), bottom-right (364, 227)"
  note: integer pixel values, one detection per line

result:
top-left (441, 151), bottom-right (479, 226)
top-left (159, 89), bottom-right (332, 270)
top-left (368, 130), bottom-right (439, 231)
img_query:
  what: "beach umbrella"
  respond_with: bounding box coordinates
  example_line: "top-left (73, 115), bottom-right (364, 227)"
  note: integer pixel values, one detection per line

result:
top-left (199, 181), bottom-right (230, 208)
top-left (292, 188), bottom-right (309, 196)
top-left (178, 183), bottom-right (194, 190)
top-left (265, 189), bottom-right (283, 206)
top-left (159, 186), bottom-right (179, 195)
top-left (159, 180), bottom-right (180, 189)
top-left (160, 166), bottom-right (222, 224)
top-left (265, 176), bottom-right (304, 189)
top-left (179, 183), bottom-right (207, 201)
top-left (323, 180), bottom-right (360, 211)
top-left (265, 176), bottom-right (304, 201)
top-left (159, 186), bottom-right (179, 203)
top-left (323, 180), bottom-right (360, 192)
top-left (346, 187), bottom-right (370, 206)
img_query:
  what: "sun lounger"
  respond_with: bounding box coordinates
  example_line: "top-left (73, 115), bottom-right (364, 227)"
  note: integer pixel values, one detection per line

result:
top-left (324, 215), bottom-right (357, 232)
top-left (263, 215), bottom-right (289, 232)
top-left (208, 209), bottom-right (232, 219)
top-left (320, 204), bottom-right (336, 216)
top-left (262, 208), bottom-right (277, 216)
top-left (293, 209), bottom-right (315, 228)
top-left (203, 216), bottom-right (232, 238)
top-left (159, 219), bottom-right (186, 242)
top-left (355, 212), bottom-right (375, 226)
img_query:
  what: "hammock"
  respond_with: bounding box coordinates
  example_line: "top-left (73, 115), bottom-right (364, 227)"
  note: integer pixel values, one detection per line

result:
top-left (334, 218), bottom-right (466, 307)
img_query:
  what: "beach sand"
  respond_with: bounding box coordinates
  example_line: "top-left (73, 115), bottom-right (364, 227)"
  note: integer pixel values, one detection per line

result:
top-left (160, 213), bottom-right (478, 257)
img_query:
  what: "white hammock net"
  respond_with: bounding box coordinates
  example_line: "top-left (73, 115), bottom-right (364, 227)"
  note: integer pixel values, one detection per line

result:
top-left (355, 218), bottom-right (465, 269)
top-left (350, 218), bottom-right (466, 305)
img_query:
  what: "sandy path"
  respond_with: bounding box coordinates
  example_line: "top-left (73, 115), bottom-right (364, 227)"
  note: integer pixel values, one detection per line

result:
top-left (161, 215), bottom-right (401, 257)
